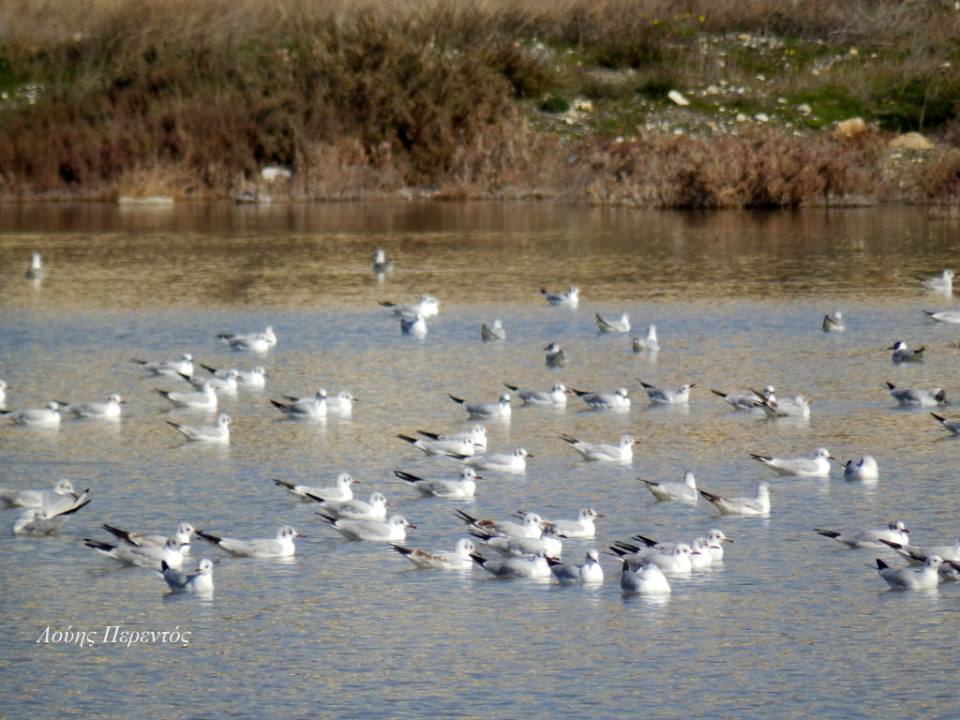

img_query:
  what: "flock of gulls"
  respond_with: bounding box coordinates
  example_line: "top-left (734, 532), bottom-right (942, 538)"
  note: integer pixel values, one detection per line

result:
top-left (4, 250), bottom-right (960, 598)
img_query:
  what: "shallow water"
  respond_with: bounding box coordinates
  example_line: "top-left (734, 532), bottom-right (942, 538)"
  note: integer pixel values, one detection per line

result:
top-left (1, 203), bottom-right (959, 719)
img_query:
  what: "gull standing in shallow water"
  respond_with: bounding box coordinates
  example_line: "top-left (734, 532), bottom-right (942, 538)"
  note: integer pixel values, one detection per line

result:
top-left (274, 472), bottom-right (357, 501)
top-left (844, 456), bottom-right (879, 481)
top-left (481, 319), bottom-right (506, 342)
top-left (641, 471), bottom-right (699, 503)
top-left (640, 380), bottom-right (695, 405)
top-left (822, 311), bottom-right (845, 332)
top-left (815, 520), bottom-right (910, 549)
top-left (596, 312), bottom-right (630, 333)
top-left (448, 392), bottom-right (511, 420)
top-left (632, 325), bottom-right (660, 352)
top-left (886, 382), bottom-right (947, 407)
top-left (876, 555), bottom-right (944, 590)
top-left (571, 386), bottom-right (630, 411)
top-left (560, 433), bottom-right (634, 463)
top-left (372, 248), bottom-right (393, 275)
top-left (26, 252), bottom-right (44, 279)
top-left (699, 482), bottom-right (771, 516)
top-left (503, 383), bottom-right (568, 407)
top-left (749, 448), bottom-right (833, 478)
top-left (132, 353), bottom-right (194, 377)
top-left (548, 550), bottom-right (604, 584)
top-left (391, 539), bottom-right (475, 570)
top-left (196, 526), bottom-right (302, 558)
top-left (540, 285), bottom-right (579, 308)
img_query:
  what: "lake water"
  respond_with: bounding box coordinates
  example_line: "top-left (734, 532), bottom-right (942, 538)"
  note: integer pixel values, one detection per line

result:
top-left (1, 203), bottom-right (959, 719)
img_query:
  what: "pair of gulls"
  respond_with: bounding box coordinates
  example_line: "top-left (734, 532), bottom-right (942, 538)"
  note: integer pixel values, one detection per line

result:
top-left (380, 294), bottom-right (440, 339)
top-left (1, 478), bottom-right (92, 535)
top-left (134, 354), bottom-right (269, 388)
top-left (595, 314), bottom-right (663, 353)
top-left (270, 388), bottom-right (356, 421)
top-left (608, 530), bottom-right (735, 594)
top-left (2, 398), bottom-right (126, 428)
top-left (712, 386), bottom-right (812, 419)
top-left (216, 326), bottom-right (278, 354)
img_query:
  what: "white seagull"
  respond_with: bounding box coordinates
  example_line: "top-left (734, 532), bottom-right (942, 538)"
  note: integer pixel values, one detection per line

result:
top-left (752, 391), bottom-right (812, 420)
top-left (400, 313), bottom-right (427, 339)
top-left (415, 424), bottom-right (487, 451)
top-left (879, 538), bottom-right (960, 565)
top-left (749, 448), bottom-right (833, 478)
top-left (596, 312), bottom-right (630, 333)
top-left (822, 311), bottom-right (845, 332)
top-left (3, 401), bottom-right (64, 428)
top-left (132, 353), bottom-right (194, 377)
top-left (460, 447), bottom-right (531, 474)
top-left (372, 248), bottom-right (393, 275)
top-left (815, 520), bottom-right (910, 549)
top-left (196, 525), bottom-right (301, 558)
top-left (503, 382), bottom-right (568, 407)
top-left (571, 386), bottom-right (630, 411)
top-left (876, 555), bottom-right (943, 590)
top-left (481, 319), bottom-right (506, 342)
top-left (0, 379), bottom-right (7, 410)
top-left (544, 342), bottom-right (568, 367)
top-left (160, 558), bottom-right (214, 594)
top-left (620, 560), bottom-right (671, 595)
top-left (1, 479), bottom-right (82, 511)
top-left (455, 509), bottom-right (542, 539)
top-left (217, 326), bottom-right (277, 353)
top-left (179, 369), bottom-right (238, 395)
top-left (273, 472), bottom-right (356, 501)
top-left (26, 252), bottom-right (44, 279)
top-left (919, 269), bottom-right (954, 294)
top-left (699, 482), bottom-right (771, 516)
top-left (540, 285), bottom-right (579, 307)
top-left (711, 385), bottom-right (775, 411)
top-left (561, 433), bottom-right (634, 463)
top-left (65, 394), bottom-right (125, 420)
top-left (888, 340), bottom-right (924, 363)
top-left (843, 456), bottom-right (879, 482)
top-left (270, 389), bottom-right (327, 420)
top-left (326, 391), bottom-right (357, 417)
top-left (102, 522), bottom-right (196, 555)
top-left (886, 382), bottom-right (947, 407)
top-left (641, 471), bottom-right (698, 503)
top-left (924, 309), bottom-right (960, 324)
top-left (395, 468), bottom-right (479, 499)
top-left (391, 539), bottom-right (475, 570)
top-left (167, 414), bottom-right (231, 443)
top-left (548, 550), bottom-right (603, 584)
top-left (305, 491), bottom-right (389, 521)
top-left (449, 392), bottom-right (511, 419)
top-left (84, 537), bottom-right (184, 570)
top-left (640, 380), bottom-right (695, 405)
top-left (932, 413), bottom-right (960, 435)
top-left (200, 364), bottom-right (267, 389)
top-left (471, 552), bottom-right (552, 579)
top-left (319, 514), bottom-right (414, 542)
top-left (156, 382), bottom-right (218, 411)
top-left (469, 530), bottom-right (563, 559)
top-left (632, 325), bottom-right (660, 352)
top-left (531, 508), bottom-right (602, 539)
top-left (379, 294), bottom-right (439, 319)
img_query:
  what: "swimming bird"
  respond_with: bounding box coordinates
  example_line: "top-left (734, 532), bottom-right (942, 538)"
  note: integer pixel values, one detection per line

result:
top-left (560, 433), bottom-right (634, 463)
top-left (843, 456), bottom-right (879, 481)
top-left (379, 294), bottom-right (440, 319)
top-left (886, 382), bottom-right (947, 407)
top-left (156, 382), bottom-right (217, 411)
top-left (217, 326), bottom-right (277, 353)
top-left (641, 471), bottom-right (698, 503)
top-left (639, 380), bottom-right (695, 405)
top-left (876, 555), bottom-right (943, 590)
top-left (931, 413), bottom-right (960, 435)
top-left (632, 325), bottom-right (660, 352)
top-left (167, 414), bottom-right (231, 443)
top-left (132, 353), bottom-right (194, 377)
top-left (711, 385), bottom-right (775, 411)
top-left (469, 530), bottom-right (563, 559)
top-left (397, 433), bottom-right (479, 457)
top-left (273, 472), bottom-right (357, 501)
top-left (814, 520), bottom-right (910, 549)
top-left (416, 424), bottom-right (487, 451)
top-left (880, 538), bottom-right (960, 565)
top-left (318, 514), bottom-right (414, 542)
top-left (503, 383), bottom-right (568, 407)
top-left (540, 285), bottom-right (579, 308)
top-left (471, 552), bottom-right (552, 578)
top-left (326, 390), bottom-right (357, 417)
top-left (178, 369), bottom-right (238, 395)
top-left (448, 392), bottom-right (511, 419)
top-left (751, 391), bottom-right (811, 420)
top-left (394, 468), bottom-right (479, 499)
top-left (459, 448), bottom-right (531, 474)
top-left (629, 529), bottom-right (733, 562)
top-left (400, 313), bottom-right (427, 339)
top-left (544, 342), bottom-right (568, 368)
top-left (270, 389), bottom-right (327, 420)
top-left (699, 482), bottom-right (771, 516)
top-left (918, 269), bottom-right (954, 294)
top-left (196, 526), bottom-right (301, 558)
top-left (596, 312), bottom-right (630, 333)
top-left (372, 248), bottom-right (393, 275)
top-left (199, 364), bottom-right (267, 389)
top-left (84, 537), bottom-right (184, 570)
top-left (306, 491), bottom-right (388, 521)
top-left (822, 311), bottom-right (845, 332)
top-left (102, 522), bottom-right (196, 555)
top-left (570, 386), bottom-right (630, 411)
top-left (923, 309), bottom-right (960, 324)
top-left (749, 448), bottom-right (833, 478)
top-left (634, 544), bottom-right (698, 574)
top-left (455, 509), bottom-right (542, 539)
top-left (391, 539), bottom-right (475, 570)
top-left (2, 401), bottom-right (64, 428)
top-left (0, 478), bottom-right (82, 511)
top-left (527, 508), bottom-right (602, 539)
top-left (620, 560), bottom-right (671, 595)
top-left (548, 550), bottom-right (603, 584)
top-left (481, 319), bottom-right (506, 342)
top-left (26, 252), bottom-right (44, 279)
top-left (0, 379), bottom-right (7, 410)
top-left (160, 558), bottom-right (214, 594)
top-left (888, 340), bottom-right (924, 363)
top-left (64, 394), bottom-right (125, 420)
top-left (12, 497), bottom-right (91, 535)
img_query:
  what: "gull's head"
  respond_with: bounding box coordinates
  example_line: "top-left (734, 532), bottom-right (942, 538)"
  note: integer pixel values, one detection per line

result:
top-left (580, 508), bottom-right (602, 520)
top-left (586, 549), bottom-right (600, 563)
top-left (455, 538), bottom-right (476, 556)
top-left (945, 269), bottom-right (955, 280)
top-left (927, 554), bottom-right (944, 569)
top-left (225, 369), bottom-right (240, 380)
top-left (46, 401), bottom-right (62, 411)
top-left (373, 248), bottom-right (386, 263)
top-left (177, 523), bottom-right (196, 538)
top-left (370, 492), bottom-right (388, 507)
top-left (680, 383), bottom-right (696, 393)
top-left (338, 391), bottom-right (355, 401)
top-left (523, 513), bottom-right (543, 526)
top-left (108, 394), bottom-right (124, 404)
top-left (461, 467), bottom-right (481, 480)
top-left (30, 252), bottom-right (42, 268)
top-left (675, 543), bottom-right (693, 557)
top-left (888, 340), bottom-right (906, 351)
top-left (253, 366), bottom-right (267, 376)
top-left (762, 385), bottom-right (776, 398)
top-left (514, 448), bottom-right (531, 458)
top-left (54, 479), bottom-right (76, 495)
top-left (492, 318), bottom-right (503, 329)
top-left (567, 286), bottom-right (579, 296)
top-left (181, 353), bottom-right (193, 362)
top-left (196, 558), bottom-right (214, 574)
top-left (692, 537), bottom-right (710, 552)
top-left (470, 424), bottom-right (486, 436)
top-left (683, 471), bottom-right (697, 487)
top-left (758, 481), bottom-right (771, 496)
top-left (619, 434), bottom-right (635, 447)
top-left (551, 383), bottom-right (567, 394)
top-left (832, 311), bottom-right (843, 320)
top-left (278, 526), bottom-right (303, 540)
top-left (816, 447), bottom-right (833, 460)
top-left (544, 342), bottom-right (560, 352)
top-left (390, 515), bottom-right (414, 528)
top-left (647, 324), bottom-right (658, 338)
top-left (217, 414), bottom-right (231, 426)
top-left (934, 388), bottom-right (948, 403)
top-left (616, 388), bottom-right (630, 398)
top-left (315, 388), bottom-right (328, 400)
top-left (421, 294), bottom-right (438, 305)
top-left (164, 539), bottom-right (183, 552)
top-left (499, 392), bottom-right (511, 404)
top-left (890, 520), bottom-right (909, 533)
top-left (707, 529), bottom-right (732, 543)
top-left (337, 473), bottom-right (357, 487)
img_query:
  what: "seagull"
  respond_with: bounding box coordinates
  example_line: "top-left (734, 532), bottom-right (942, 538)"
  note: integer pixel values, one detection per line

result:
top-left (620, 560), bottom-right (671, 595)
top-left (918, 269), bottom-right (954, 294)
top-left (822, 311), bottom-right (845, 332)
top-left (102, 522), bottom-right (196, 555)
top-left (196, 526), bottom-right (301, 558)
top-left (179, 370), bottom-right (238, 395)
top-left (632, 544), bottom-right (698, 574)
top-left (749, 448), bottom-right (833, 478)
top-left (632, 325), bottom-right (660, 352)
top-left (544, 342), bottom-right (568, 367)
top-left (400, 313), bottom-right (427, 339)
top-left (160, 558), bottom-right (214, 594)
top-left (156, 382), bottom-right (218, 411)
top-left (26, 252), bottom-right (44, 279)
top-left (132, 353), bottom-right (194, 377)
top-left (65, 394), bottom-right (125, 420)
top-left (503, 383), bottom-right (568, 407)
top-left (876, 555), bottom-right (943, 590)
top-left (690, 538), bottom-right (717, 570)
top-left (459, 448), bottom-right (531, 474)
top-left (640, 471), bottom-right (698, 503)
top-left (0, 379), bottom-right (8, 410)
top-left (0, 478), bottom-right (83, 511)
top-left (199, 364), bottom-right (267, 389)
top-left (270, 389), bottom-right (327, 420)
top-left (540, 285), bottom-right (579, 308)
top-left (326, 391), bottom-right (357, 417)
top-left (560, 433), bottom-right (634, 463)
top-left (397, 433), bottom-right (479, 457)
top-left (468, 530), bottom-right (563, 559)
top-left (391, 539), bottom-right (475, 570)
top-left (548, 550), bottom-right (603, 584)
top-left (471, 552), bottom-right (552, 578)
top-left (815, 521), bottom-right (910, 549)
top-left (449, 392), bottom-right (511, 419)
top-left (306, 491), bottom-right (388, 521)
top-left (626, 529), bottom-right (733, 562)
top-left (751, 391), bottom-right (811, 419)
top-left (217, 326), bottom-right (277, 353)
top-left (166, 414), bottom-right (231, 443)
top-left (379, 294), bottom-right (439, 319)
top-left (273, 472), bottom-right (357, 501)
top-left (596, 312), bottom-right (630, 333)
top-left (2, 401), bottom-right (64, 428)
top-left (886, 382), bottom-right (947, 407)
top-left (888, 340), bottom-right (924, 363)
top-left (481, 319), bottom-right (506, 342)
top-left (880, 537), bottom-right (960, 565)
top-left (415, 424), bottom-right (487, 451)
top-left (639, 380), bottom-right (695, 405)
top-left (570, 386), bottom-right (630, 411)
top-left (84, 537), bottom-right (185, 570)
top-left (932, 413), bottom-right (960, 435)
top-left (12, 497), bottom-right (91, 535)
top-left (924, 309), bottom-right (960, 324)
top-left (699, 482), bottom-right (771, 516)
top-left (531, 508), bottom-right (602, 539)
top-left (712, 385), bottom-right (775, 411)
top-left (372, 248), bottom-right (393, 275)
top-left (455, 509), bottom-right (542, 539)
top-left (318, 514), bottom-right (414, 542)
top-left (394, 468), bottom-right (479, 499)
top-left (843, 456), bottom-right (879, 481)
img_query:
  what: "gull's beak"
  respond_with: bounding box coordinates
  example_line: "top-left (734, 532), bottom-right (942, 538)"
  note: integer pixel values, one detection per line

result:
top-left (296, 532), bottom-right (306, 538)
top-left (722, 537), bottom-right (734, 543)
top-left (827, 455), bottom-right (836, 461)
top-left (595, 512), bottom-right (606, 518)
top-left (407, 523), bottom-right (418, 529)
top-left (119, 400), bottom-right (127, 404)
top-left (474, 474), bottom-right (483, 480)
top-left (526, 453), bottom-right (535, 458)
top-left (352, 398), bottom-right (360, 403)
top-left (688, 383), bottom-right (697, 388)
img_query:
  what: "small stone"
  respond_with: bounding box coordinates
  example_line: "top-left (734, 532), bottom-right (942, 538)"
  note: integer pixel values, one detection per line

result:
top-left (888, 132), bottom-right (934, 151)
top-left (777, 97), bottom-right (787, 104)
top-left (755, 113), bottom-right (770, 122)
top-left (668, 90), bottom-right (690, 106)
top-left (797, 103), bottom-right (812, 115)
top-left (848, 47), bottom-right (859, 56)
top-left (736, 113), bottom-right (748, 122)
top-left (835, 117), bottom-right (867, 138)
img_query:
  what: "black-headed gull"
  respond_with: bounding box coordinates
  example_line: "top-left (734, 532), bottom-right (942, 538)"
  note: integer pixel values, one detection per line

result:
top-left (372, 248), bottom-right (393, 275)
top-left (200, 364), bottom-right (267, 389)
top-left (548, 550), bottom-right (603, 584)
top-left (394, 468), bottom-right (479, 499)
top-left (931, 413), bottom-right (960, 435)
top-left (400, 313), bottom-right (427, 338)
top-left (160, 558), bottom-right (214, 594)
top-left (640, 380), bottom-right (695, 405)
top-left (179, 370), bottom-right (238, 395)
top-left (448, 392), bottom-right (511, 419)
top-left (26, 252), bottom-right (43, 279)
top-left (391, 539), bottom-right (475, 570)
top-left (167, 414), bottom-right (231, 444)
top-left (0, 379), bottom-right (7, 410)
top-left (379, 294), bottom-right (439, 319)
top-left (481, 319), bottom-right (506, 342)
top-left (12, 496), bottom-right (91, 535)
top-left (843, 456), bottom-right (879, 481)
top-left (2, 401), bottom-right (64, 428)
top-left (880, 538), bottom-right (960, 564)
top-left (156, 383), bottom-right (217, 411)
top-left (815, 520), bottom-right (909, 549)
top-left (632, 325), bottom-right (660, 352)
top-left (596, 312), bottom-right (630, 333)
top-left (64, 394), bottom-right (125, 420)
top-left (711, 385), bottom-right (775, 411)
top-left (749, 448), bottom-right (832, 478)
top-left (888, 340), bottom-right (924, 363)
top-left (469, 530), bottom-right (562, 559)
top-left (630, 529), bottom-right (733, 562)
top-left (305, 491), bottom-right (389, 521)
top-left (822, 311), bottom-right (845, 332)
top-left (620, 560), bottom-right (671, 595)
top-left (876, 555), bottom-right (943, 590)
top-left (274, 472), bottom-right (357, 501)
top-left (1, 478), bottom-right (82, 510)
top-left (84, 537), bottom-right (184, 570)
top-left (455, 509), bottom-right (542, 539)
top-left (325, 391), bottom-right (356, 417)
top-left (196, 526), bottom-right (301, 558)
top-left (416, 424), bottom-right (487, 451)
top-left (540, 285), bottom-right (579, 308)
top-left (397, 433), bottom-right (479, 457)
top-left (571, 386), bottom-right (630, 411)
top-left (319, 514), bottom-right (414, 542)
top-left (561, 433), bottom-right (634, 463)
top-left (751, 391), bottom-right (811, 420)
top-left (699, 482), bottom-right (771, 516)
top-left (102, 522), bottom-right (196, 555)
top-left (641, 471), bottom-right (698, 503)
top-left (503, 383), bottom-right (568, 407)
top-left (132, 353), bottom-right (194, 377)
top-left (886, 381), bottom-right (947, 407)
top-left (459, 447), bottom-right (531, 474)
top-left (918, 268), bottom-right (953, 294)
top-left (530, 508), bottom-right (602, 539)
top-left (270, 389), bottom-right (326, 420)
top-left (544, 342), bottom-right (568, 367)
top-left (471, 552), bottom-right (552, 578)
top-left (924, 309), bottom-right (960, 324)
top-left (217, 326), bottom-right (277, 353)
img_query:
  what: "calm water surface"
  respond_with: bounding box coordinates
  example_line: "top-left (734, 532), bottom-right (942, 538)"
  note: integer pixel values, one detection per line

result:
top-left (1, 203), bottom-right (959, 719)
